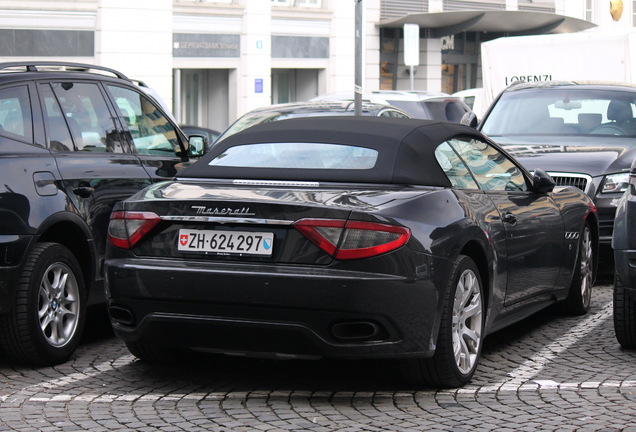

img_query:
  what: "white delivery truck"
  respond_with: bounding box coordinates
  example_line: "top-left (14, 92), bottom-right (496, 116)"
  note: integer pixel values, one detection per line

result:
top-left (480, 28), bottom-right (636, 109)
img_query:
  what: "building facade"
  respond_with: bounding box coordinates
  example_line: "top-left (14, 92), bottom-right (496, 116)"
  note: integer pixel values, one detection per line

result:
top-left (0, 0), bottom-right (631, 131)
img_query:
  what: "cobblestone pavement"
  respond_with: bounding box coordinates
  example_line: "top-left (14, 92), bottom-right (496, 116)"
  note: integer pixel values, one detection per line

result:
top-left (0, 283), bottom-right (634, 432)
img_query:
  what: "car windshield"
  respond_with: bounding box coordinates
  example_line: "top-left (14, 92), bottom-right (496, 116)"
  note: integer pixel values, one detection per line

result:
top-left (209, 142), bottom-right (378, 170)
top-left (481, 88), bottom-right (636, 137)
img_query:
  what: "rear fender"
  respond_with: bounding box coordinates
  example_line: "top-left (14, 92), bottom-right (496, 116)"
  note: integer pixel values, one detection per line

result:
top-left (34, 212), bottom-right (97, 293)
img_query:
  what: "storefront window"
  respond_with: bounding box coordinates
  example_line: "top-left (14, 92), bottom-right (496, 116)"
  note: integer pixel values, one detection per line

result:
top-left (379, 28), bottom-right (399, 90)
top-left (271, 0), bottom-right (322, 7)
top-left (441, 32), bottom-right (479, 93)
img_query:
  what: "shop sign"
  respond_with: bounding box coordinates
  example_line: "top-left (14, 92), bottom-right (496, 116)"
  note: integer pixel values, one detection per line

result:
top-left (173, 33), bottom-right (240, 58)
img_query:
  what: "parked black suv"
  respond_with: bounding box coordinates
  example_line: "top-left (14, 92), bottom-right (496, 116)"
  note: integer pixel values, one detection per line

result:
top-left (0, 62), bottom-right (202, 365)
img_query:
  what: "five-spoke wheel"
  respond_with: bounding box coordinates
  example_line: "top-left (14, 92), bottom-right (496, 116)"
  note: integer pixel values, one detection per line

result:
top-left (0, 242), bottom-right (86, 365)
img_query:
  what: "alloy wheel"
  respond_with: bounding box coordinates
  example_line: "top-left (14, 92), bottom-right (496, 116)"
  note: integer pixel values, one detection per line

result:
top-left (579, 226), bottom-right (593, 308)
top-left (38, 262), bottom-right (81, 348)
top-left (452, 268), bottom-right (483, 375)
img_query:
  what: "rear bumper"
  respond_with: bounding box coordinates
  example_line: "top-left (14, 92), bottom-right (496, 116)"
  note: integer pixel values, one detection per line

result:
top-left (105, 256), bottom-right (443, 359)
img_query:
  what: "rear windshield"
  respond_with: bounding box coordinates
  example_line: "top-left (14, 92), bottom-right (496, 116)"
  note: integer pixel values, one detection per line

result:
top-left (209, 142), bottom-right (378, 170)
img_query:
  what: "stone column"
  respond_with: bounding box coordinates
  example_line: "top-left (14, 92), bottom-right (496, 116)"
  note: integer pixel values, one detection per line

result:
top-left (95, 0), bottom-right (173, 107)
top-left (327, 0), bottom-right (356, 94)
top-left (364, 0), bottom-right (381, 91)
top-left (239, 0), bottom-right (272, 116)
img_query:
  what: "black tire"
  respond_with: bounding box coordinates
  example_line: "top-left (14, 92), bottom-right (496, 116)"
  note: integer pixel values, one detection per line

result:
top-left (563, 222), bottom-right (594, 316)
top-left (614, 271), bottom-right (636, 349)
top-left (125, 341), bottom-right (179, 363)
top-left (0, 242), bottom-right (86, 365)
top-left (402, 255), bottom-right (484, 388)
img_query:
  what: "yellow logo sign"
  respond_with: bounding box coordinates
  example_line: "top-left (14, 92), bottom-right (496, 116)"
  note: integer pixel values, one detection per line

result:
top-left (610, 0), bottom-right (624, 21)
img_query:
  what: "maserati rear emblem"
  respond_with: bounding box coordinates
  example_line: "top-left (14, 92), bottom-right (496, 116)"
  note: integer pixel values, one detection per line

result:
top-left (191, 206), bottom-right (255, 216)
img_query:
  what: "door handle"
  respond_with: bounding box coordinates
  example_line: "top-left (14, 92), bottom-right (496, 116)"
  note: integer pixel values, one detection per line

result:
top-left (501, 211), bottom-right (517, 224)
top-left (73, 185), bottom-right (94, 198)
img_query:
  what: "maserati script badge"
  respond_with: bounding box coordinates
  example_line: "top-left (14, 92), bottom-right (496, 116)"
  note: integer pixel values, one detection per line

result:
top-left (191, 206), bottom-right (255, 216)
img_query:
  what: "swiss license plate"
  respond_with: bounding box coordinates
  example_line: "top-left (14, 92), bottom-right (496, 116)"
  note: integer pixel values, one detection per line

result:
top-left (177, 229), bottom-right (274, 256)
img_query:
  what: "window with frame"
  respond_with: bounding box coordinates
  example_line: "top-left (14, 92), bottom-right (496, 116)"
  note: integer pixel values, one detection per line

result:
top-left (293, 0), bottom-right (321, 7)
top-left (41, 82), bottom-right (121, 153)
top-left (435, 141), bottom-right (479, 189)
top-left (0, 85), bottom-right (33, 144)
top-left (271, 0), bottom-right (321, 7)
top-left (379, 108), bottom-right (410, 118)
top-left (210, 142), bottom-right (378, 169)
top-left (107, 85), bottom-right (180, 156)
top-left (445, 137), bottom-right (528, 192)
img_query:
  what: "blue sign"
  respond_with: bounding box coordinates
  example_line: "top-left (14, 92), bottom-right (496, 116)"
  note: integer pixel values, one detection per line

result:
top-left (255, 78), bottom-right (263, 94)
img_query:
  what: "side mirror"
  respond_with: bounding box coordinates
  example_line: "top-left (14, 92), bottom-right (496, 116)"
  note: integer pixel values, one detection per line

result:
top-left (532, 169), bottom-right (555, 194)
top-left (187, 135), bottom-right (207, 158)
top-left (460, 112), bottom-right (478, 128)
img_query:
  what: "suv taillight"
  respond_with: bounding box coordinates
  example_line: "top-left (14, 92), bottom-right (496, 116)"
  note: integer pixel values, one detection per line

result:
top-left (108, 211), bottom-right (160, 249)
top-left (293, 218), bottom-right (410, 260)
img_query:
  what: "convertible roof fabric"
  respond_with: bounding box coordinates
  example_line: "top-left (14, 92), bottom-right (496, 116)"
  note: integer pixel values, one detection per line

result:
top-left (179, 116), bottom-right (487, 186)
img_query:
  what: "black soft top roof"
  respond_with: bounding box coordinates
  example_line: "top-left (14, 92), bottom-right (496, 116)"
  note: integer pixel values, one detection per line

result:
top-left (180, 116), bottom-right (486, 186)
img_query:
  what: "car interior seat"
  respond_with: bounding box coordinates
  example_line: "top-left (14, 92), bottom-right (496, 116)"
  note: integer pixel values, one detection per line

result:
top-left (606, 99), bottom-right (636, 134)
top-left (523, 102), bottom-right (564, 134)
top-left (577, 113), bottom-right (602, 133)
top-left (607, 100), bottom-right (632, 122)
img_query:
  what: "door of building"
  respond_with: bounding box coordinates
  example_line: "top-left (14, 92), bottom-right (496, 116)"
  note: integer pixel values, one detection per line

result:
top-left (272, 69), bottom-right (321, 104)
top-left (177, 69), bottom-right (230, 133)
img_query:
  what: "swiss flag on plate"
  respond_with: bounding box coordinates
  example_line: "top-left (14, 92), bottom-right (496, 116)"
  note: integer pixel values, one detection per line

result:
top-left (179, 234), bottom-right (189, 246)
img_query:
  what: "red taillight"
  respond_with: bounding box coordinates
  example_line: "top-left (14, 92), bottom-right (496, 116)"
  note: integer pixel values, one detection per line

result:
top-left (108, 211), bottom-right (161, 249)
top-left (293, 218), bottom-right (410, 260)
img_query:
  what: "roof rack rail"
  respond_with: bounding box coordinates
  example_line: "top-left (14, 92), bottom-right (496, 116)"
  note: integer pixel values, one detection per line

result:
top-left (0, 61), bottom-right (129, 80)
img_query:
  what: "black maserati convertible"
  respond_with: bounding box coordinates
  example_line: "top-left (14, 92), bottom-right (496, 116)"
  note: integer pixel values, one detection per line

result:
top-left (105, 116), bottom-right (598, 388)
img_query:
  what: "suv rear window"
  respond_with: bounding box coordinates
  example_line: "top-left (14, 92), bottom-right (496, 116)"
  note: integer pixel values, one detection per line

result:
top-left (0, 86), bottom-right (32, 143)
top-left (209, 142), bottom-right (378, 169)
top-left (40, 82), bottom-right (120, 152)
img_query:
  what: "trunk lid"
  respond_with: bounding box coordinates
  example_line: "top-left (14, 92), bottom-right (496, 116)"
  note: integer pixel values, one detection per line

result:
top-left (122, 180), bottom-right (431, 265)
